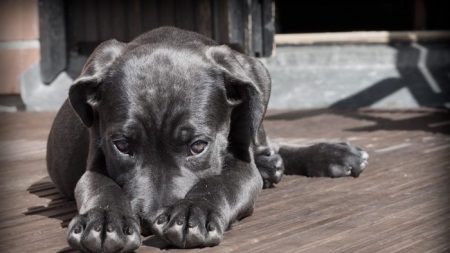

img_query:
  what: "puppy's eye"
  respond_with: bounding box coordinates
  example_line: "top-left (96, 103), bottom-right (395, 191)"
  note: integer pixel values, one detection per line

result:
top-left (190, 140), bottom-right (208, 155)
top-left (113, 139), bottom-right (132, 155)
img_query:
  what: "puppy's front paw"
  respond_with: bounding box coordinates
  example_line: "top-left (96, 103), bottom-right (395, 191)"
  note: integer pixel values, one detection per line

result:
top-left (255, 146), bottom-right (285, 188)
top-left (152, 200), bottom-right (226, 248)
top-left (67, 208), bottom-right (141, 253)
top-left (309, 142), bottom-right (369, 178)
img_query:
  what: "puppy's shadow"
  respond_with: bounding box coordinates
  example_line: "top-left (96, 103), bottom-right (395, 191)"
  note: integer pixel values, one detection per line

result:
top-left (24, 176), bottom-right (77, 228)
top-left (24, 177), bottom-right (79, 252)
top-left (142, 236), bottom-right (171, 249)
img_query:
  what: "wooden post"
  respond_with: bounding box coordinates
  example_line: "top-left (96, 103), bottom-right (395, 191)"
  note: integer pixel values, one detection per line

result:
top-left (227, 0), bottom-right (246, 53)
top-left (38, 0), bottom-right (66, 84)
top-left (262, 0), bottom-right (275, 57)
top-left (250, 0), bottom-right (263, 57)
top-left (195, 0), bottom-right (213, 38)
top-left (414, 0), bottom-right (427, 30)
top-left (212, 0), bottom-right (274, 57)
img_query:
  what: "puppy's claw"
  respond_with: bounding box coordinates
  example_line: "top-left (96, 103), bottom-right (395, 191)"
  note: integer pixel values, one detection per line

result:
top-left (152, 200), bottom-right (225, 248)
top-left (67, 208), bottom-right (141, 253)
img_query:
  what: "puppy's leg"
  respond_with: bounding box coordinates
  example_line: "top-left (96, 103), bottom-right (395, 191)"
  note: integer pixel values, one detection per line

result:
top-left (67, 171), bottom-right (141, 253)
top-left (152, 155), bottom-right (262, 248)
top-left (254, 125), bottom-right (285, 188)
top-left (253, 126), bottom-right (369, 183)
top-left (279, 142), bottom-right (369, 178)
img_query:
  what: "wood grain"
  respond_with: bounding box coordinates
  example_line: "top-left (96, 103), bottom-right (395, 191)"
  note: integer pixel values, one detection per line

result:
top-left (0, 109), bottom-right (449, 252)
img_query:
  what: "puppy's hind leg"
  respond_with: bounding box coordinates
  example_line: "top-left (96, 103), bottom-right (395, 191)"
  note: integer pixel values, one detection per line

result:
top-left (254, 125), bottom-right (369, 184)
top-left (278, 142), bottom-right (369, 178)
top-left (253, 125), bottom-right (285, 188)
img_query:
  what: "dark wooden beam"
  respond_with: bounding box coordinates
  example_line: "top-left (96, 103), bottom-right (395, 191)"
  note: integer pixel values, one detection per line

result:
top-left (262, 0), bottom-right (275, 57)
top-left (159, 0), bottom-right (175, 26)
top-left (141, 0), bottom-right (159, 32)
top-left (195, 0), bottom-right (213, 38)
top-left (227, 0), bottom-right (246, 53)
top-left (38, 0), bottom-right (67, 84)
top-left (251, 0), bottom-right (263, 57)
top-left (212, 0), bottom-right (274, 57)
top-left (414, 0), bottom-right (427, 30)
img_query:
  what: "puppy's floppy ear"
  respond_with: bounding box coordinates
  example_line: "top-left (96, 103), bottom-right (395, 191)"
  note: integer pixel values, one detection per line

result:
top-left (207, 45), bottom-right (269, 159)
top-left (69, 39), bottom-right (125, 127)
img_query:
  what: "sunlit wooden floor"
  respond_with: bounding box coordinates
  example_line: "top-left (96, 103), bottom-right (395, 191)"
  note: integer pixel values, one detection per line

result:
top-left (0, 109), bottom-right (449, 253)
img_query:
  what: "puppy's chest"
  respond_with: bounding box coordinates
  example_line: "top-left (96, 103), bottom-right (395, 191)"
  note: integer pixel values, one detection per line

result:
top-left (170, 166), bottom-right (200, 199)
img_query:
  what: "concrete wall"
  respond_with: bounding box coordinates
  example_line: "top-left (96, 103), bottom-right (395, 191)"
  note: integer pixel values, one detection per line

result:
top-left (0, 0), bottom-right (40, 95)
top-left (262, 43), bottom-right (450, 109)
top-left (16, 37), bottom-right (450, 111)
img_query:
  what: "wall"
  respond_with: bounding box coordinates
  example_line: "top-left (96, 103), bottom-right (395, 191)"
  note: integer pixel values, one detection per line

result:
top-left (0, 0), bottom-right (40, 95)
top-left (263, 42), bottom-right (450, 109)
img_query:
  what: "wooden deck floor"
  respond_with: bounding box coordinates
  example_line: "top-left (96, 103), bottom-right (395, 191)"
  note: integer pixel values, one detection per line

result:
top-left (0, 109), bottom-right (449, 253)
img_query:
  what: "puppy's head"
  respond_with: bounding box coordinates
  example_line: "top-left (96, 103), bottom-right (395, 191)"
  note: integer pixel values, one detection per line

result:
top-left (68, 36), bottom-right (265, 214)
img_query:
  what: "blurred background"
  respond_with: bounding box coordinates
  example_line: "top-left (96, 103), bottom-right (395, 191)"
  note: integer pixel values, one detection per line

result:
top-left (0, 0), bottom-right (449, 111)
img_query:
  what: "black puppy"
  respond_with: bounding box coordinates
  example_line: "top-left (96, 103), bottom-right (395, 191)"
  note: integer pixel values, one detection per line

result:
top-left (46, 27), bottom-right (369, 252)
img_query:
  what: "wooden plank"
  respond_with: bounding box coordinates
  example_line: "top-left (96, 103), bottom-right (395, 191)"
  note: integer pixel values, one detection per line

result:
top-left (227, 0), bottom-right (246, 53)
top-left (251, 0), bottom-right (263, 57)
top-left (210, 0), bottom-right (274, 57)
top-left (141, 0), bottom-right (159, 33)
top-left (158, 0), bottom-right (175, 26)
top-left (211, 0), bottom-right (228, 43)
top-left (0, 110), bottom-right (449, 252)
top-left (83, 0), bottom-right (98, 42)
top-left (275, 31), bottom-right (450, 45)
top-left (414, 0), bottom-right (427, 30)
top-left (262, 0), bottom-right (275, 56)
top-left (212, 0), bottom-right (246, 53)
top-left (110, 0), bottom-right (127, 41)
top-left (65, 0), bottom-right (84, 52)
top-left (97, 0), bottom-right (113, 41)
top-left (195, 0), bottom-right (213, 38)
top-left (175, 0), bottom-right (194, 31)
top-left (127, 0), bottom-right (143, 39)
